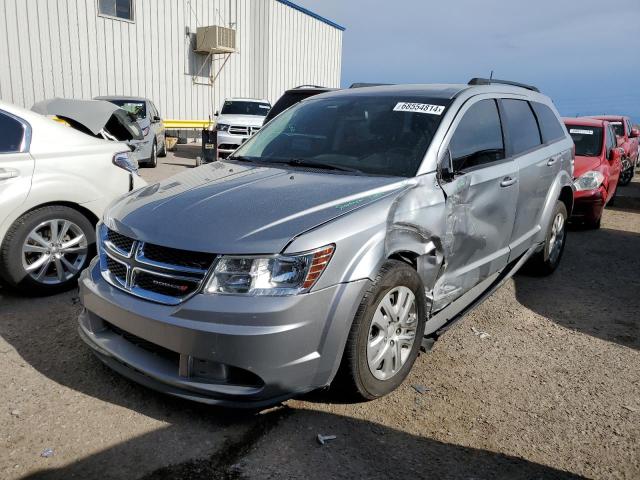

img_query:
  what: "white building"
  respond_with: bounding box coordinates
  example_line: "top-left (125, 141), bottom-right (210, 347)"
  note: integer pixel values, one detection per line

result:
top-left (0, 0), bottom-right (344, 120)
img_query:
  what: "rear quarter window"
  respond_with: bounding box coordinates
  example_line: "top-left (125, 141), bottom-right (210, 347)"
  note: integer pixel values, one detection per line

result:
top-left (531, 102), bottom-right (565, 143)
top-left (0, 112), bottom-right (25, 153)
top-left (501, 99), bottom-right (542, 155)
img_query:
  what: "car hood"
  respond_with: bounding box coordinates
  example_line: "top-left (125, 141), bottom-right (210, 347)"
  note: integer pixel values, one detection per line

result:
top-left (217, 114), bottom-right (266, 127)
top-left (574, 155), bottom-right (603, 178)
top-left (105, 161), bottom-right (406, 254)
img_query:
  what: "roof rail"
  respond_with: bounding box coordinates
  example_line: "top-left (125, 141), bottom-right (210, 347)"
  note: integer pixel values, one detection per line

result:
top-left (293, 85), bottom-right (328, 89)
top-left (468, 77), bottom-right (540, 93)
top-left (349, 82), bottom-right (393, 89)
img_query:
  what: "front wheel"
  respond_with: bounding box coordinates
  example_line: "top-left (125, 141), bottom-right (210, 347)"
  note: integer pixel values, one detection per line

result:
top-left (337, 260), bottom-right (427, 400)
top-left (618, 161), bottom-right (633, 186)
top-left (0, 206), bottom-right (95, 295)
top-left (147, 141), bottom-right (158, 168)
top-left (524, 201), bottom-right (568, 276)
top-left (158, 136), bottom-right (167, 157)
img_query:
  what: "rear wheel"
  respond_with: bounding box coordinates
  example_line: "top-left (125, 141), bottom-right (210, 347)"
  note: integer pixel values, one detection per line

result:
top-left (337, 260), bottom-right (427, 400)
top-left (0, 206), bottom-right (95, 294)
top-left (524, 201), bottom-right (568, 276)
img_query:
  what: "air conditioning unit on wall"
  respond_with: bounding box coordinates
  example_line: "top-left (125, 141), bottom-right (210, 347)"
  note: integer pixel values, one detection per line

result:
top-left (195, 26), bottom-right (236, 54)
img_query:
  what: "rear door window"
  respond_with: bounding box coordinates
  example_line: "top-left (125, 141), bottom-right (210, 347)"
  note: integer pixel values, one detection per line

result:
top-left (531, 102), bottom-right (565, 143)
top-left (501, 99), bottom-right (542, 155)
top-left (0, 112), bottom-right (25, 153)
top-left (449, 99), bottom-right (505, 171)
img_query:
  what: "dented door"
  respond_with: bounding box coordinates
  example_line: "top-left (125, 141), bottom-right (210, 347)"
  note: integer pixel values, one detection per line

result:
top-left (430, 98), bottom-right (517, 311)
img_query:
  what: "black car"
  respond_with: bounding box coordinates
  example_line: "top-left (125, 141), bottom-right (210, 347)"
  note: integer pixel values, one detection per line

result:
top-left (263, 85), bottom-right (337, 124)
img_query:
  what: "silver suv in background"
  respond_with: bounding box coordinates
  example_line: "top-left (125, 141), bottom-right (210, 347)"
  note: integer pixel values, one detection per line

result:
top-left (215, 98), bottom-right (271, 158)
top-left (96, 96), bottom-right (167, 168)
top-left (78, 79), bottom-right (574, 407)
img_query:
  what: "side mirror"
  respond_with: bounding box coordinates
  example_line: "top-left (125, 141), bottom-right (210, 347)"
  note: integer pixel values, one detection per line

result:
top-left (440, 149), bottom-right (456, 182)
top-left (609, 147), bottom-right (622, 163)
top-left (630, 128), bottom-right (640, 138)
top-left (152, 115), bottom-right (161, 123)
top-left (214, 111), bottom-right (219, 117)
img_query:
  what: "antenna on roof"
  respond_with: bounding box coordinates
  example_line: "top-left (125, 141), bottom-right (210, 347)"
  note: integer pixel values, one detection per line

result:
top-left (489, 70), bottom-right (494, 80)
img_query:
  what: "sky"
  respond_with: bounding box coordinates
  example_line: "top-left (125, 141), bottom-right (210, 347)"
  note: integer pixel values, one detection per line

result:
top-left (294, 0), bottom-right (640, 123)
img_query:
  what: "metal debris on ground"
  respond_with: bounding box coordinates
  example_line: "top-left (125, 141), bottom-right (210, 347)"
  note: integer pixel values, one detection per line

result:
top-left (40, 448), bottom-right (54, 458)
top-left (471, 326), bottom-right (491, 340)
top-left (316, 434), bottom-right (337, 445)
top-left (621, 405), bottom-right (637, 412)
top-left (10, 409), bottom-right (20, 417)
top-left (411, 384), bottom-right (430, 394)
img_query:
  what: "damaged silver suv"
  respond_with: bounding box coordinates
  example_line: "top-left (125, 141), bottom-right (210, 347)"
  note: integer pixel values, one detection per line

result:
top-left (78, 79), bottom-right (574, 407)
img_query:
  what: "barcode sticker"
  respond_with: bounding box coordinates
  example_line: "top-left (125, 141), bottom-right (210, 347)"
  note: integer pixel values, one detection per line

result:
top-left (569, 129), bottom-right (593, 135)
top-left (393, 102), bottom-right (445, 115)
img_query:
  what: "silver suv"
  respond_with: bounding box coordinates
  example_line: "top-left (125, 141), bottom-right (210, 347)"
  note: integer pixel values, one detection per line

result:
top-left (78, 80), bottom-right (574, 407)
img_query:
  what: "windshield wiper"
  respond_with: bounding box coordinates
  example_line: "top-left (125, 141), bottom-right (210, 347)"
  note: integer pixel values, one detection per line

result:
top-left (277, 158), bottom-right (362, 173)
top-left (227, 155), bottom-right (257, 162)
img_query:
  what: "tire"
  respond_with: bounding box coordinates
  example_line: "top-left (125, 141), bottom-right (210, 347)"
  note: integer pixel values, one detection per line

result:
top-left (337, 260), bottom-right (427, 400)
top-left (0, 206), bottom-right (95, 295)
top-left (524, 201), bottom-right (568, 276)
top-left (158, 136), bottom-right (167, 157)
top-left (147, 140), bottom-right (158, 168)
top-left (618, 162), bottom-right (633, 186)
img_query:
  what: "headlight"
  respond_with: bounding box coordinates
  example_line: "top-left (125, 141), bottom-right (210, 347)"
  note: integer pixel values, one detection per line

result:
top-left (216, 123), bottom-right (230, 132)
top-left (112, 151), bottom-right (139, 175)
top-left (573, 170), bottom-right (604, 191)
top-left (204, 245), bottom-right (334, 296)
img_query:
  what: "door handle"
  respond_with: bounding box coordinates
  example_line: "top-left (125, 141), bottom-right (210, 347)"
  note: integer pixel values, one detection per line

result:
top-left (0, 168), bottom-right (18, 180)
top-left (547, 156), bottom-right (559, 166)
top-left (500, 176), bottom-right (517, 187)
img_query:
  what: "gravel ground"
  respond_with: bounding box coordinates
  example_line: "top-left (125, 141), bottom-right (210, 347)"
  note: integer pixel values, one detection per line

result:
top-left (1, 151), bottom-right (638, 479)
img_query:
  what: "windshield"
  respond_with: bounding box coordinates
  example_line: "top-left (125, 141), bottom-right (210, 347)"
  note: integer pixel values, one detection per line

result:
top-left (230, 96), bottom-right (449, 177)
top-left (610, 122), bottom-right (624, 137)
top-left (105, 100), bottom-right (146, 120)
top-left (567, 126), bottom-right (603, 157)
top-left (221, 101), bottom-right (271, 116)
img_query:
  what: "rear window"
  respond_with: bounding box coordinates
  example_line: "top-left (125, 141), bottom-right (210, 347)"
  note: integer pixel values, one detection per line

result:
top-left (501, 99), bottom-right (542, 155)
top-left (531, 102), bottom-right (565, 143)
top-left (221, 101), bottom-right (271, 116)
top-left (105, 99), bottom-right (146, 120)
top-left (567, 126), bottom-right (603, 157)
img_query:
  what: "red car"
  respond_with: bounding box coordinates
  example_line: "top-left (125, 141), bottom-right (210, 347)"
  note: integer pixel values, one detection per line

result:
top-left (564, 118), bottom-right (623, 228)
top-left (589, 115), bottom-right (639, 186)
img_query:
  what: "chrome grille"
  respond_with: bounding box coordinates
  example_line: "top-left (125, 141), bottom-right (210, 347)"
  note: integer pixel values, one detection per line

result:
top-left (229, 125), bottom-right (249, 135)
top-left (99, 226), bottom-right (216, 305)
top-left (228, 125), bottom-right (261, 136)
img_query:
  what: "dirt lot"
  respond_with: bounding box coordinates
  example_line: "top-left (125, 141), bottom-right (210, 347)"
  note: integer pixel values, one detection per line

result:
top-left (1, 148), bottom-right (639, 479)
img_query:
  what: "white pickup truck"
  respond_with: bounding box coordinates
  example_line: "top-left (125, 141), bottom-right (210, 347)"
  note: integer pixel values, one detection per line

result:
top-left (214, 98), bottom-right (271, 158)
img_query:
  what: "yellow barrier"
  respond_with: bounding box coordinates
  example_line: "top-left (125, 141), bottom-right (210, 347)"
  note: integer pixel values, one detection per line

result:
top-left (162, 119), bottom-right (215, 129)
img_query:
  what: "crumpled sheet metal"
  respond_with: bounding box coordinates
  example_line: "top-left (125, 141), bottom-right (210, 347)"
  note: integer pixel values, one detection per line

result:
top-left (383, 174), bottom-right (490, 315)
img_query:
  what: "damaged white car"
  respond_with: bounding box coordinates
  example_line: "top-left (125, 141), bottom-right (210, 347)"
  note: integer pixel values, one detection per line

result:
top-left (78, 79), bottom-right (574, 406)
top-left (0, 100), bottom-right (145, 294)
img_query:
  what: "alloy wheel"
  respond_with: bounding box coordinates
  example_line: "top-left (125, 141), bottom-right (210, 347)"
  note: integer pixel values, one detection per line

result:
top-left (367, 286), bottom-right (418, 381)
top-left (21, 219), bottom-right (88, 285)
top-left (548, 212), bottom-right (565, 264)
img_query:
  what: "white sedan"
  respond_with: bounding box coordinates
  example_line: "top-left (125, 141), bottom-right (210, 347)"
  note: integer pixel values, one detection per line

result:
top-left (0, 100), bottom-right (146, 294)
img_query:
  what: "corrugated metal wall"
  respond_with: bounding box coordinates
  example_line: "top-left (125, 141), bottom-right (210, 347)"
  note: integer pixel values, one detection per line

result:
top-left (0, 0), bottom-right (342, 119)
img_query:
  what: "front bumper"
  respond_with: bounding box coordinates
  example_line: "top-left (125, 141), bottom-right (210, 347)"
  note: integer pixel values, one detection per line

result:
top-left (571, 186), bottom-right (606, 223)
top-left (216, 131), bottom-right (250, 158)
top-left (78, 258), bottom-right (367, 407)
